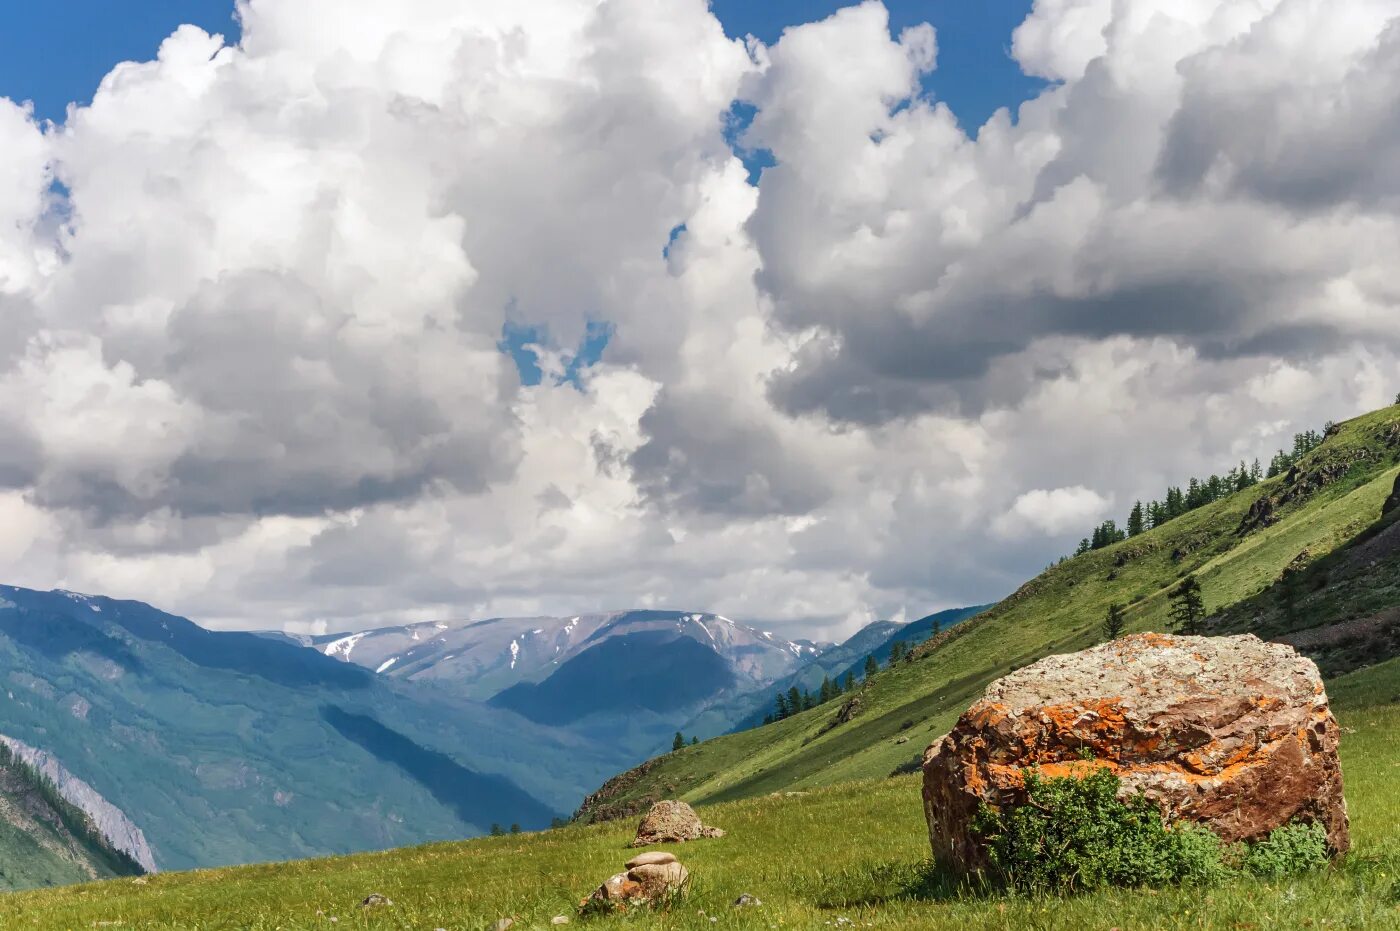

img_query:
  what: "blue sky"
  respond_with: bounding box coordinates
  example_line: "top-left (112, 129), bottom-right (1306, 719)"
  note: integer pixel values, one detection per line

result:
top-left (1, 1), bottom-right (1039, 129)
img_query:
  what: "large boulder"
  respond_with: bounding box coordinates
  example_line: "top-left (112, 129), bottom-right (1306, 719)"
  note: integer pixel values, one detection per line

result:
top-left (1384, 473), bottom-right (1400, 516)
top-left (630, 800), bottom-right (724, 847)
top-left (922, 633), bottom-right (1348, 874)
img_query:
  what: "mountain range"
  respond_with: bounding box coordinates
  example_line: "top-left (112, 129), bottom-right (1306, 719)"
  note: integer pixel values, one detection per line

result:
top-left (0, 587), bottom-right (963, 885)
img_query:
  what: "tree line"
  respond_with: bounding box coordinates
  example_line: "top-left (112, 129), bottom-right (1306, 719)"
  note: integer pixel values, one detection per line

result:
top-left (1071, 427), bottom-right (1330, 558)
top-left (764, 624), bottom-right (941, 725)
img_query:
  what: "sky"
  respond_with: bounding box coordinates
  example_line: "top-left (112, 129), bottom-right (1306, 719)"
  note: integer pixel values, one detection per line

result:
top-left (1, 0), bottom-right (1398, 639)
top-left (0, 2), bottom-right (1039, 129)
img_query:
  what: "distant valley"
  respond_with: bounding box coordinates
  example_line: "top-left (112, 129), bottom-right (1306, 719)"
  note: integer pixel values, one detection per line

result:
top-left (0, 587), bottom-right (969, 885)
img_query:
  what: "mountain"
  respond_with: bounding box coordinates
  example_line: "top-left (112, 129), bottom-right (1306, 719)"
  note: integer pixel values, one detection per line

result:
top-left (0, 738), bottom-right (144, 891)
top-left (678, 605), bottom-right (990, 740)
top-left (575, 402), bottom-right (1400, 821)
top-left (288, 609), bottom-right (827, 756)
top-left (298, 610), bottom-right (824, 701)
top-left (0, 586), bottom-right (629, 875)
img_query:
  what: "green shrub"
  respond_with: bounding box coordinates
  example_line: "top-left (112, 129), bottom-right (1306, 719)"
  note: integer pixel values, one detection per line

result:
top-left (972, 767), bottom-right (1227, 894)
top-left (972, 767), bottom-right (1332, 896)
top-left (1242, 822), bottom-right (1329, 879)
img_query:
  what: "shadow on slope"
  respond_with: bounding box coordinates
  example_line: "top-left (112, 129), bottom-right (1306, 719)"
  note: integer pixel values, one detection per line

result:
top-left (320, 706), bottom-right (559, 831)
top-left (489, 630), bottom-right (734, 726)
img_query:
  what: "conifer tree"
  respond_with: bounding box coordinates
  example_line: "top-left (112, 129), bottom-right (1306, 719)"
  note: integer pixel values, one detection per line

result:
top-left (842, 671), bottom-right (856, 693)
top-left (1127, 501), bottom-right (1145, 537)
top-left (889, 640), bottom-right (907, 664)
top-left (774, 692), bottom-right (789, 720)
top-left (691, 736), bottom-right (699, 745)
top-left (788, 686), bottom-right (803, 715)
top-left (1170, 576), bottom-right (1206, 635)
top-left (1101, 602), bottom-right (1127, 641)
top-left (863, 654), bottom-right (879, 679)
top-left (672, 731), bottom-right (685, 752)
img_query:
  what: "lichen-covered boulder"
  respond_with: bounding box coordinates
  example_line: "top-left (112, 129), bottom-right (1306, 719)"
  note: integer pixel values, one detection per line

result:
top-left (630, 800), bottom-right (724, 847)
top-left (922, 633), bottom-right (1349, 874)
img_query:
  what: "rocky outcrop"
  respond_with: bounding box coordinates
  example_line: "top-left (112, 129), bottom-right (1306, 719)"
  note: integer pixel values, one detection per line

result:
top-left (630, 800), bottom-right (724, 847)
top-left (0, 736), bottom-right (158, 872)
top-left (922, 634), bottom-right (1348, 874)
top-left (1384, 473), bottom-right (1400, 516)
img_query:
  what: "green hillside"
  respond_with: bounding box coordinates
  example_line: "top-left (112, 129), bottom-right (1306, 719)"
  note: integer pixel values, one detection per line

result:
top-left (576, 403), bottom-right (1400, 818)
top-left (0, 672), bottom-right (1394, 928)
top-left (0, 743), bottom-right (143, 892)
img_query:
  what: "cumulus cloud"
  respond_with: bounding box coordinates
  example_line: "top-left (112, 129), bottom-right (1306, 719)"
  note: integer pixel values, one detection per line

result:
top-left (0, 0), bottom-right (1397, 639)
top-left (994, 486), bottom-right (1113, 539)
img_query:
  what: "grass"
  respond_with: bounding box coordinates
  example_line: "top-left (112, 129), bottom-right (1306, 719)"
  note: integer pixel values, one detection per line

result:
top-left (0, 693), bottom-right (1396, 929)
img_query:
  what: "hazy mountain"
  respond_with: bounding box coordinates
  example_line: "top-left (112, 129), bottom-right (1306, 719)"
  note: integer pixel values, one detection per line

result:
top-left (680, 606), bottom-right (990, 739)
top-left (0, 585), bottom-right (629, 874)
top-left (298, 610), bottom-right (825, 702)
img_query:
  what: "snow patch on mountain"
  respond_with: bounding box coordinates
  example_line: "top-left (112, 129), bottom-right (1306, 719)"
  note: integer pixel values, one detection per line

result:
top-left (323, 632), bottom-right (367, 660)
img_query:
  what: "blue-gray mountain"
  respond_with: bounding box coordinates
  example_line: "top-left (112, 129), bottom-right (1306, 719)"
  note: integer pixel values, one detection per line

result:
top-left (679, 605), bottom-right (992, 738)
top-left (0, 585), bottom-right (626, 874)
top-left (284, 610), bottom-right (829, 758)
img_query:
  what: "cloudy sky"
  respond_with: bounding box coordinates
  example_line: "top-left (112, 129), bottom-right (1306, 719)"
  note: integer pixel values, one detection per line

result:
top-left (1, 0), bottom-right (1397, 639)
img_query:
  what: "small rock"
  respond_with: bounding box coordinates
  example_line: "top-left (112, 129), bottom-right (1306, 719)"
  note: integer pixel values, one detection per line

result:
top-left (627, 861), bottom-right (690, 899)
top-left (895, 736), bottom-right (909, 744)
top-left (359, 893), bottom-right (392, 908)
top-left (734, 893), bottom-right (762, 907)
top-left (582, 860), bottom-right (690, 911)
top-left (488, 919), bottom-right (515, 931)
top-left (625, 851), bottom-right (678, 868)
top-left (551, 917), bottom-right (570, 926)
top-left (631, 800), bottom-right (723, 846)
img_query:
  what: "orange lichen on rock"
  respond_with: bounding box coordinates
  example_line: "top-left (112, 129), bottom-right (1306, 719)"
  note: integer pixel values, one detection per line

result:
top-left (922, 633), bottom-right (1349, 874)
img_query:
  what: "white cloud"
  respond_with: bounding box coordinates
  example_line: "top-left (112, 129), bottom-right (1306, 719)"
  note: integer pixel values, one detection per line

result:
top-left (0, 0), bottom-right (1397, 639)
top-left (994, 487), bottom-right (1113, 539)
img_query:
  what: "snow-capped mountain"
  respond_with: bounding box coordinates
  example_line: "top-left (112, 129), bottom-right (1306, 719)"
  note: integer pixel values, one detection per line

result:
top-left (300, 610), bottom-right (826, 702)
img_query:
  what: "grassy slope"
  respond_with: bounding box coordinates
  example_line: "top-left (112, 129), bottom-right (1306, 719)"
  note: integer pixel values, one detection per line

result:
top-left (0, 693), bottom-right (1395, 929)
top-left (575, 404), bottom-right (1400, 814)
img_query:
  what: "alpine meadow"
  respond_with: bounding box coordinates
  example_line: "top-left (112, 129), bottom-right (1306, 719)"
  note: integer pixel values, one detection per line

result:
top-left (2, 1), bottom-right (1400, 929)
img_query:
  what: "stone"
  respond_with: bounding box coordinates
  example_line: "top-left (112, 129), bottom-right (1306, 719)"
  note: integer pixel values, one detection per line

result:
top-left (625, 851), bottom-right (678, 868)
top-left (627, 861), bottom-right (690, 899)
top-left (1384, 473), bottom-right (1400, 516)
top-left (551, 917), bottom-right (570, 925)
top-left (359, 893), bottom-right (392, 908)
top-left (630, 800), bottom-right (724, 846)
top-left (922, 633), bottom-right (1349, 874)
top-left (581, 860), bottom-right (689, 912)
top-left (488, 920), bottom-right (514, 931)
top-left (734, 893), bottom-right (762, 907)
